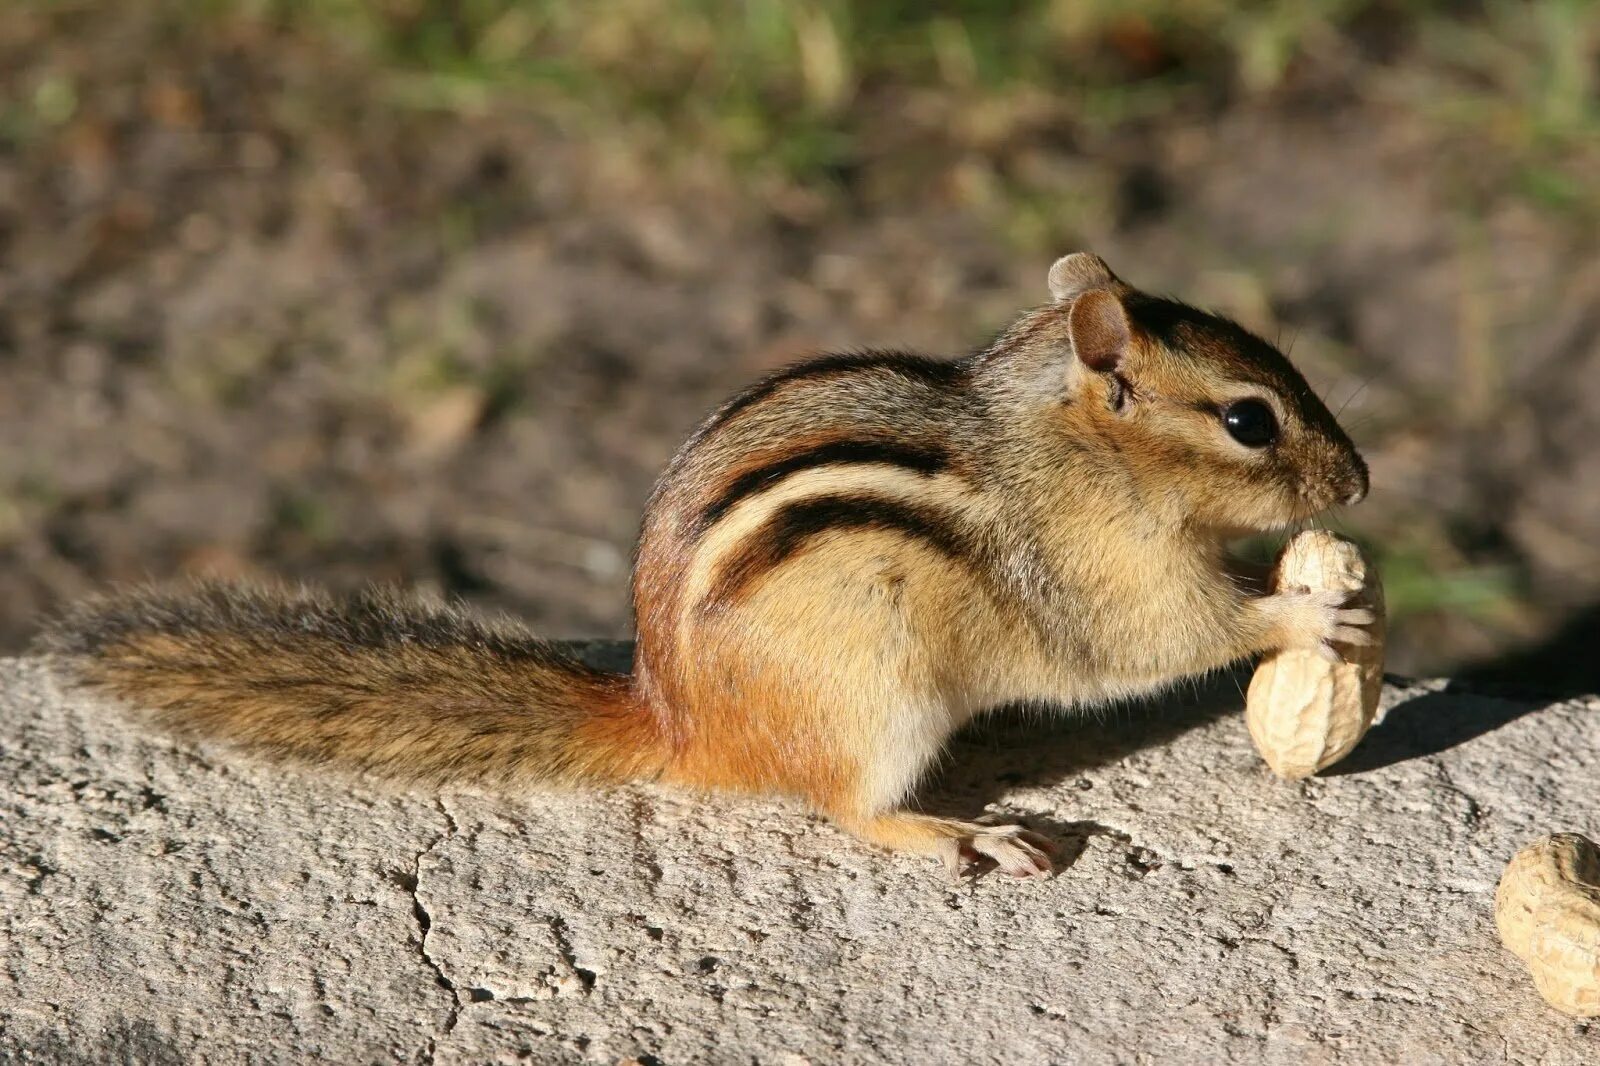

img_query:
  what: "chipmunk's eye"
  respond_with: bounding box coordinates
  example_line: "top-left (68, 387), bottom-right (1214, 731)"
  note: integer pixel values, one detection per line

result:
top-left (1221, 399), bottom-right (1278, 447)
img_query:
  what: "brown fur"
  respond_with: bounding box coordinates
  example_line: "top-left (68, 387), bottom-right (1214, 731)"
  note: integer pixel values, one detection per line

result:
top-left (700, 494), bottom-right (974, 612)
top-left (40, 582), bottom-right (666, 786)
top-left (697, 436), bottom-right (953, 533)
top-left (40, 254), bottom-right (1372, 879)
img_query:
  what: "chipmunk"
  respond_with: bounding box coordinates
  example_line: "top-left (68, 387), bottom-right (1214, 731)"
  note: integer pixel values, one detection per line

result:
top-left (40, 253), bottom-right (1372, 880)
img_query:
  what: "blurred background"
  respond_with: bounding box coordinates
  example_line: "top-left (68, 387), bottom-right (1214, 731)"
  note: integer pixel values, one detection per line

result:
top-left (1, 1), bottom-right (1597, 686)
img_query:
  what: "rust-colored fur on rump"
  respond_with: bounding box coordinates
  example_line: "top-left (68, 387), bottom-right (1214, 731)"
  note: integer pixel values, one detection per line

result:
top-left (39, 582), bottom-right (667, 787)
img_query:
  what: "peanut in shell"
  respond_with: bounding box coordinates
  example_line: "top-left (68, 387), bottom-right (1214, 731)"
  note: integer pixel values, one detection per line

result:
top-left (1495, 833), bottom-right (1600, 1018)
top-left (1245, 530), bottom-right (1385, 779)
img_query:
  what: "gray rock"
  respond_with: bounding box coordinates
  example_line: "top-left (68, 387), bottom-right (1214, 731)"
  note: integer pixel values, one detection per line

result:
top-left (1, 652), bottom-right (1596, 1064)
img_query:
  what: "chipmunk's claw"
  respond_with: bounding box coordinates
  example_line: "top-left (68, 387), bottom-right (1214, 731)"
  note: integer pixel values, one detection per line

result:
top-left (943, 824), bottom-right (1056, 881)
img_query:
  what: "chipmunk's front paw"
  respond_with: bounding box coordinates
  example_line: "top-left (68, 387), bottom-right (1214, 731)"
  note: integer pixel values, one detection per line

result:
top-left (941, 823), bottom-right (1056, 881)
top-left (1263, 587), bottom-right (1376, 661)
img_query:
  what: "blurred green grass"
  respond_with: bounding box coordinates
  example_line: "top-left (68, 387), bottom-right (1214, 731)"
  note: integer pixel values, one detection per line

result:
top-left (168, 0), bottom-right (1598, 221)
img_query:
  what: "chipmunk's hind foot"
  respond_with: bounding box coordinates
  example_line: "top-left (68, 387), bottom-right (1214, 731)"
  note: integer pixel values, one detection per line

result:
top-left (944, 823), bottom-right (1056, 881)
top-left (839, 810), bottom-right (1057, 881)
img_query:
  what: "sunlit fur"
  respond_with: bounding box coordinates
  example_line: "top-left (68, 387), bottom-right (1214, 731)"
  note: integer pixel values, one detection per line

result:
top-left (41, 583), bottom-right (664, 786)
top-left (41, 255), bottom-right (1369, 876)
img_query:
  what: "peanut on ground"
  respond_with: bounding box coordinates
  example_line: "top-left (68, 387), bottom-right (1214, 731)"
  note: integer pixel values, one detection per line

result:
top-left (1495, 833), bottom-right (1600, 1018)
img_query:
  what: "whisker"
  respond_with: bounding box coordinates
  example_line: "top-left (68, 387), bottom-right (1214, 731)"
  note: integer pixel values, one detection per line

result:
top-left (1337, 377), bottom-right (1374, 419)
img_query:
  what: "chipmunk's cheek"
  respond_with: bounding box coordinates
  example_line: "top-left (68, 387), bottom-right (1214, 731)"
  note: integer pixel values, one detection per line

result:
top-left (1243, 480), bottom-right (1306, 532)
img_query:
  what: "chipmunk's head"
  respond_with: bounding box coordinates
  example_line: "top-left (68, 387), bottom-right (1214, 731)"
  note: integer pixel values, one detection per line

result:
top-left (1017, 252), bottom-right (1367, 533)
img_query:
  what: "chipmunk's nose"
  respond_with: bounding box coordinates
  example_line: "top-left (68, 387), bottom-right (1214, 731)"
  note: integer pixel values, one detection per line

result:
top-left (1341, 455), bottom-right (1370, 505)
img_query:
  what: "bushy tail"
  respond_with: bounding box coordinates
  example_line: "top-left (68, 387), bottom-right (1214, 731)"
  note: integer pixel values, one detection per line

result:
top-left (37, 581), bottom-right (667, 787)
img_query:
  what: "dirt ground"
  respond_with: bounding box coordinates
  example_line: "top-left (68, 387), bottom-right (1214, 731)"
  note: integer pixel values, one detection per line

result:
top-left (2, 4), bottom-right (1598, 687)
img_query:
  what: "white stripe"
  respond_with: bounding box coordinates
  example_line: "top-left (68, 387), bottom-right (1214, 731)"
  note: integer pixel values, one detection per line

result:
top-left (682, 466), bottom-right (976, 611)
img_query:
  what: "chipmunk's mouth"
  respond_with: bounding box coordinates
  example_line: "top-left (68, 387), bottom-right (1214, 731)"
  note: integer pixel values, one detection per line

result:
top-left (1342, 463), bottom-right (1370, 505)
top-left (1328, 452), bottom-right (1370, 507)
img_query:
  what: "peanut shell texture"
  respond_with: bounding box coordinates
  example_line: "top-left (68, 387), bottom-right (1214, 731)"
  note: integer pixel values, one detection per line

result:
top-left (1495, 833), bottom-right (1600, 1017)
top-left (1245, 530), bottom-right (1386, 779)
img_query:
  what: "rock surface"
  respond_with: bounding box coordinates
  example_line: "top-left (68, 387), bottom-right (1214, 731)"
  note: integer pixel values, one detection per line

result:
top-left (1, 650), bottom-right (1597, 1064)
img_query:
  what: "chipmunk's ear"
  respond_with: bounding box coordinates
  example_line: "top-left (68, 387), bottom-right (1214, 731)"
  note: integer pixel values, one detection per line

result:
top-left (1048, 252), bottom-right (1119, 304)
top-left (1066, 287), bottom-right (1130, 373)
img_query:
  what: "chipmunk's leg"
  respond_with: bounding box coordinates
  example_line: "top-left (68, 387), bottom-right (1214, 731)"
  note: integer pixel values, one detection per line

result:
top-left (810, 689), bottom-right (1056, 879)
top-left (684, 534), bottom-right (1056, 877)
top-left (834, 810), bottom-right (1056, 880)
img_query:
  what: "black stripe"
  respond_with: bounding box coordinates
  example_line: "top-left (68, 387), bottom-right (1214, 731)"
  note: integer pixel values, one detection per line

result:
top-left (703, 495), bottom-right (972, 610)
top-left (1125, 293), bottom-right (1306, 398)
top-left (698, 439), bottom-right (951, 531)
top-left (705, 350), bottom-right (968, 433)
